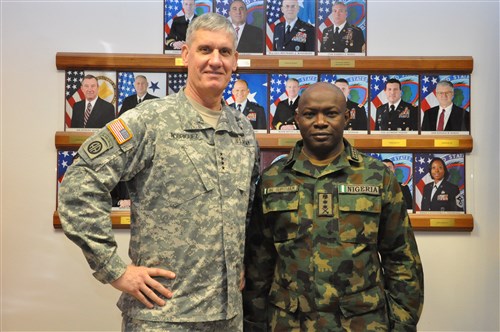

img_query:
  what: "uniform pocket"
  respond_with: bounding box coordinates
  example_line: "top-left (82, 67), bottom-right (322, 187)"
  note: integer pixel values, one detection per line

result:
top-left (263, 187), bottom-right (300, 242)
top-left (339, 285), bottom-right (389, 330)
top-left (338, 193), bottom-right (381, 244)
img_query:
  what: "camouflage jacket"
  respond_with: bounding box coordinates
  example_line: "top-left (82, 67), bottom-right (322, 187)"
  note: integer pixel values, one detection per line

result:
top-left (243, 140), bottom-right (423, 331)
top-left (59, 89), bottom-right (259, 323)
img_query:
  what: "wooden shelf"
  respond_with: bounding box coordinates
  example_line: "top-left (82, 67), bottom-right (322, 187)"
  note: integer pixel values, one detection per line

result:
top-left (56, 131), bottom-right (473, 153)
top-left (56, 52), bottom-right (473, 74)
top-left (53, 210), bottom-right (473, 232)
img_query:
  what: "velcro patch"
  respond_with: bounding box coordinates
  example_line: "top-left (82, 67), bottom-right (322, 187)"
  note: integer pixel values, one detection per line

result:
top-left (84, 135), bottom-right (112, 159)
top-left (107, 119), bottom-right (132, 145)
top-left (338, 184), bottom-right (380, 195)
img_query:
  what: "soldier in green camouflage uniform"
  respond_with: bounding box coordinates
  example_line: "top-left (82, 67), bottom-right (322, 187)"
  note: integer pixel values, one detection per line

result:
top-left (244, 82), bottom-right (423, 331)
top-left (59, 13), bottom-right (259, 331)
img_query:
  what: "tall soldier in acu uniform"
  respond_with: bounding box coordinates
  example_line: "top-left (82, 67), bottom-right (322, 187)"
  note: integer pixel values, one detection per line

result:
top-left (59, 13), bottom-right (259, 331)
top-left (244, 82), bottom-right (423, 331)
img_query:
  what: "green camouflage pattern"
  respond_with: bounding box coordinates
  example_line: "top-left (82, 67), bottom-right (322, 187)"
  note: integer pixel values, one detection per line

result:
top-left (244, 139), bottom-right (423, 331)
top-left (58, 88), bottom-right (259, 323)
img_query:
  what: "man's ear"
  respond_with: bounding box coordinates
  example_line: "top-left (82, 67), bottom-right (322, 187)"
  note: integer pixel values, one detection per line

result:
top-left (181, 44), bottom-right (189, 66)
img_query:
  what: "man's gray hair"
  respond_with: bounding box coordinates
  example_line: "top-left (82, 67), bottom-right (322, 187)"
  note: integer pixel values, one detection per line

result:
top-left (186, 13), bottom-right (237, 50)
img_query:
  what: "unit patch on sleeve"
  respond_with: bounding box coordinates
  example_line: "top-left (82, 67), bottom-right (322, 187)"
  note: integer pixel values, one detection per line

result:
top-left (84, 134), bottom-right (112, 159)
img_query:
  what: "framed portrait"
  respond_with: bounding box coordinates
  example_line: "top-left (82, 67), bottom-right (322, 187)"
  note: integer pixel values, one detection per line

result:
top-left (164, 0), bottom-right (213, 54)
top-left (317, 0), bottom-right (367, 56)
top-left (117, 72), bottom-right (167, 116)
top-left (167, 73), bottom-right (188, 94)
top-left (414, 153), bottom-right (466, 213)
top-left (216, 0), bottom-right (265, 54)
top-left (65, 70), bottom-right (117, 131)
top-left (269, 73), bottom-right (318, 132)
top-left (223, 73), bottom-right (269, 132)
top-left (266, 0), bottom-right (316, 55)
top-left (420, 74), bottom-right (470, 134)
top-left (260, 149), bottom-right (290, 171)
top-left (320, 74), bottom-right (369, 133)
top-left (368, 153), bottom-right (414, 211)
top-left (369, 74), bottom-right (419, 134)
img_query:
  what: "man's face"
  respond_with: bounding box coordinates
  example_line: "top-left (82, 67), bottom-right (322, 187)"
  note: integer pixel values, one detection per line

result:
top-left (286, 80), bottom-right (300, 100)
top-left (383, 161), bottom-right (396, 173)
top-left (182, 29), bottom-right (238, 98)
top-left (81, 78), bottom-right (99, 101)
top-left (282, 0), bottom-right (299, 22)
top-left (183, 0), bottom-right (195, 17)
top-left (385, 82), bottom-right (402, 104)
top-left (431, 160), bottom-right (446, 181)
top-left (332, 4), bottom-right (348, 26)
top-left (134, 77), bottom-right (148, 97)
top-left (435, 85), bottom-right (454, 108)
top-left (334, 81), bottom-right (350, 99)
top-left (229, 1), bottom-right (247, 26)
top-left (232, 81), bottom-right (249, 103)
top-left (295, 83), bottom-right (348, 160)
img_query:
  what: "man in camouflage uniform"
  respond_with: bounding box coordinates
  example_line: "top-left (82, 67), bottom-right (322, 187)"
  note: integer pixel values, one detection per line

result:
top-left (243, 82), bottom-right (423, 331)
top-left (59, 13), bottom-right (259, 331)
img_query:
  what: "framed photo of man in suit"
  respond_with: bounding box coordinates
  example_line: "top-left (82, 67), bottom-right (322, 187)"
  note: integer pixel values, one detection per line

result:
top-left (368, 153), bottom-right (415, 211)
top-left (266, 0), bottom-right (316, 55)
top-left (414, 153), bottom-right (465, 214)
top-left (420, 75), bottom-right (470, 134)
top-left (320, 74), bottom-right (369, 133)
top-left (117, 72), bottom-right (167, 116)
top-left (269, 73), bottom-right (318, 132)
top-left (223, 73), bottom-right (269, 133)
top-left (216, 0), bottom-right (265, 54)
top-left (164, 0), bottom-right (213, 54)
top-left (64, 70), bottom-right (117, 131)
top-left (369, 74), bottom-right (419, 134)
top-left (317, 0), bottom-right (367, 56)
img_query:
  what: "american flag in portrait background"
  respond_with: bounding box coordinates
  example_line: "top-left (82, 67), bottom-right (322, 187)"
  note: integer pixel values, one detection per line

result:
top-left (167, 73), bottom-right (188, 94)
top-left (266, 0), bottom-right (316, 52)
top-left (421, 75), bottom-right (470, 113)
top-left (57, 151), bottom-right (77, 194)
top-left (216, 0), bottom-right (264, 27)
top-left (420, 75), bottom-right (439, 112)
top-left (164, 0), bottom-right (213, 35)
top-left (223, 73), bottom-right (268, 113)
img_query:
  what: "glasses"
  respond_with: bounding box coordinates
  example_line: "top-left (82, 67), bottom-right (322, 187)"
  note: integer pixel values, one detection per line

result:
top-left (436, 91), bottom-right (453, 96)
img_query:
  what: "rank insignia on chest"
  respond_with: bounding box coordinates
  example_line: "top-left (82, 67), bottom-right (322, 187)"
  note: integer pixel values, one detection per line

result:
top-left (399, 107), bottom-right (410, 118)
top-left (292, 31), bottom-right (307, 43)
top-left (318, 193), bottom-right (333, 216)
top-left (246, 112), bottom-right (257, 121)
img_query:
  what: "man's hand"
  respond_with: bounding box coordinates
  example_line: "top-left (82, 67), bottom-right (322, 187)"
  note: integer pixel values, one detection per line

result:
top-left (111, 265), bottom-right (176, 309)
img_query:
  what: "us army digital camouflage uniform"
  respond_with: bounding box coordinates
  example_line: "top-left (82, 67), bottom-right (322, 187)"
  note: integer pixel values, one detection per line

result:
top-left (243, 139), bottom-right (423, 332)
top-left (58, 89), bottom-right (259, 326)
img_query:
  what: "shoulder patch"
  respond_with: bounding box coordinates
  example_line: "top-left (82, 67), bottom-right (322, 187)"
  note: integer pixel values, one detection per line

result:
top-left (84, 134), bottom-right (112, 160)
top-left (107, 119), bottom-right (133, 145)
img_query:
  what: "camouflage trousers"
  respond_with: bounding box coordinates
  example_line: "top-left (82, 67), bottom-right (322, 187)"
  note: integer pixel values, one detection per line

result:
top-left (122, 314), bottom-right (242, 332)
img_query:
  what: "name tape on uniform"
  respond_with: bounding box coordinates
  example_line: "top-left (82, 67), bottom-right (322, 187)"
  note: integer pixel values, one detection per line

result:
top-left (338, 184), bottom-right (380, 195)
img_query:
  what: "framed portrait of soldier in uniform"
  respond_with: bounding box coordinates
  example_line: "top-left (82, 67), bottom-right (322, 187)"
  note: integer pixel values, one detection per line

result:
top-left (414, 153), bottom-right (465, 214)
top-left (320, 74), bottom-right (369, 133)
top-left (369, 74), bottom-right (419, 134)
top-left (269, 73), bottom-right (318, 132)
top-left (420, 74), bottom-right (470, 135)
top-left (164, 0), bottom-right (213, 54)
top-left (117, 72), bottom-right (167, 116)
top-left (266, 0), bottom-right (316, 55)
top-left (64, 70), bottom-right (117, 131)
top-left (317, 0), bottom-right (366, 56)
top-left (216, 0), bottom-right (265, 54)
top-left (368, 153), bottom-right (414, 211)
top-left (223, 73), bottom-right (269, 133)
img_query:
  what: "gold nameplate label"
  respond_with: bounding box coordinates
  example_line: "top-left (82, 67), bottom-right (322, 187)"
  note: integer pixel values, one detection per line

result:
top-left (331, 59), bottom-right (355, 68)
top-left (279, 59), bottom-right (303, 68)
top-left (174, 58), bottom-right (184, 66)
top-left (278, 137), bottom-right (299, 146)
top-left (120, 216), bottom-right (131, 225)
top-left (237, 59), bottom-right (251, 67)
top-left (434, 139), bottom-right (459, 147)
top-left (382, 139), bottom-right (407, 147)
top-left (69, 136), bottom-right (89, 145)
top-left (430, 218), bottom-right (455, 227)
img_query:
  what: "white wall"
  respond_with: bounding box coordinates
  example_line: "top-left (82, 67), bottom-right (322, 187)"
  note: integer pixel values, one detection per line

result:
top-left (1, 1), bottom-right (498, 331)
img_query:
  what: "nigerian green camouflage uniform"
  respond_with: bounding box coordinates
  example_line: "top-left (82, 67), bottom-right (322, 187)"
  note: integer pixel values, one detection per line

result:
top-left (58, 89), bottom-right (259, 324)
top-left (243, 139), bottom-right (423, 331)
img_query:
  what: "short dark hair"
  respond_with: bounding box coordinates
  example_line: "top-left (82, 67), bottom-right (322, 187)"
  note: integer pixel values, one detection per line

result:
top-left (382, 159), bottom-right (394, 166)
top-left (385, 78), bottom-right (401, 90)
top-left (334, 78), bottom-right (349, 85)
top-left (428, 157), bottom-right (450, 180)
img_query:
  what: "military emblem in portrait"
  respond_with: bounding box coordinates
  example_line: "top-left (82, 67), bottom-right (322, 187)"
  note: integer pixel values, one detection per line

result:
top-left (420, 74), bottom-right (470, 134)
top-left (317, 0), bottom-right (366, 56)
top-left (266, 0), bottom-right (316, 55)
top-left (64, 70), bottom-right (117, 131)
top-left (216, 0), bottom-right (265, 54)
top-left (414, 153), bottom-right (466, 214)
top-left (167, 73), bottom-right (188, 94)
top-left (369, 74), bottom-right (419, 134)
top-left (321, 74), bottom-right (369, 133)
top-left (269, 73), bottom-right (318, 132)
top-left (223, 73), bottom-right (269, 133)
top-left (164, 0), bottom-right (213, 54)
top-left (368, 153), bottom-right (415, 211)
top-left (117, 72), bottom-right (167, 116)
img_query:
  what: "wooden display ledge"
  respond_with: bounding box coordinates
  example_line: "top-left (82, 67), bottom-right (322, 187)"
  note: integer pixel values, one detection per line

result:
top-left (56, 131), bottom-right (473, 153)
top-left (53, 210), bottom-right (473, 232)
top-left (56, 52), bottom-right (473, 74)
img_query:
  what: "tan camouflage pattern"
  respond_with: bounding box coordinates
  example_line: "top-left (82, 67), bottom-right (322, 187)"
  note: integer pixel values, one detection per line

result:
top-left (58, 88), bottom-right (259, 323)
top-left (243, 139), bottom-right (423, 331)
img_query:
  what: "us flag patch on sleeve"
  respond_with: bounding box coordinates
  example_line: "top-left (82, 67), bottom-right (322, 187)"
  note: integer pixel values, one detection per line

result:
top-left (107, 118), bottom-right (132, 144)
